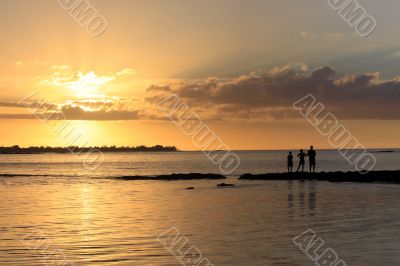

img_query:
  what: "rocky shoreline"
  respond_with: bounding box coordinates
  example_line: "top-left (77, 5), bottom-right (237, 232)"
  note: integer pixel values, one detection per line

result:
top-left (115, 173), bottom-right (226, 180)
top-left (240, 171), bottom-right (400, 184)
top-left (114, 171), bottom-right (400, 184)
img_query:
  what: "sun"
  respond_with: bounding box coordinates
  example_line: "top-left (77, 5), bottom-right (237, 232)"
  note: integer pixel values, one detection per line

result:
top-left (39, 68), bottom-right (119, 100)
top-left (69, 71), bottom-right (114, 98)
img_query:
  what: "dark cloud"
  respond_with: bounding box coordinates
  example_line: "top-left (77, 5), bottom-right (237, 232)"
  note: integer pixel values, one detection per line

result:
top-left (0, 101), bottom-right (28, 108)
top-left (0, 100), bottom-right (57, 110)
top-left (61, 106), bottom-right (139, 121)
top-left (146, 66), bottom-right (400, 120)
top-left (0, 114), bottom-right (37, 119)
top-left (0, 104), bottom-right (139, 121)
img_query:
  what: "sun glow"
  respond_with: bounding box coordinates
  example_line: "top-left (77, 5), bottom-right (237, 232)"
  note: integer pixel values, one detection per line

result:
top-left (69, 71), bottom-right (114, 98)
top-left (39, 69), bottom-right (115, 99)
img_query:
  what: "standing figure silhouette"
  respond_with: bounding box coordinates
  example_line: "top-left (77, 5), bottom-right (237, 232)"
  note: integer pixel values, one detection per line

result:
top-left (307, 146), bottom-right (317, 173)
top-left (296, 149), bottom-right (306, 172)
top-left (287, 151), bottom-right (293, 173)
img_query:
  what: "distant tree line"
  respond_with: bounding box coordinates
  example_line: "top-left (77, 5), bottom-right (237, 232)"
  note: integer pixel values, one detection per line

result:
top-left (0, 145), bottom-right (178, 154)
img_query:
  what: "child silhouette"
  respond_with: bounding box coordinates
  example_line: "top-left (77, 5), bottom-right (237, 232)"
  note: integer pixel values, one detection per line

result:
top-left (287, 151), bottom-right (293, 173)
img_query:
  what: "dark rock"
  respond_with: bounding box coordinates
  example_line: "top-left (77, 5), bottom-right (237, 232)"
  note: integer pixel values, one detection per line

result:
top-left (239, 171), bottom-right (400, 184)
top-left (116, 173), bottom-right (226, 181)
top-left (186, 187), bottom-right (195, 190)
top-left (217, 183), bottom-right (235, 187)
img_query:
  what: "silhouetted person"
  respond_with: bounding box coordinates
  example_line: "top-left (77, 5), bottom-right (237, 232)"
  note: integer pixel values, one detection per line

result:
top-left (307, 146), bottom-right (317, 173)
top-left (287, 151), bottom-right (293, 173)
top-left (296, 149), bottom-right (306, 172)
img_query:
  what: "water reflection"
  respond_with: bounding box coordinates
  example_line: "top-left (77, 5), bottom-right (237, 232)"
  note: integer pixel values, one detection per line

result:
top-left (287, 180), bottom-right (294, 219)
top-left (308, 181), bottom-right (316, 217)
top-left (287, 180), bottom-right (317, 218)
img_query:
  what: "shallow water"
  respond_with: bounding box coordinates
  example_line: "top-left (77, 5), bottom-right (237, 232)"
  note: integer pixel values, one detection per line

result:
top-left (0, 151), bottom-right (399, 265)
top-left (0, 149), bottom-right (399, 179)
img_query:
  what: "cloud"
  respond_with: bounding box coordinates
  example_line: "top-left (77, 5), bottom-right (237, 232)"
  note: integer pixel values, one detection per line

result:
top-left (322, 32), bottom-right (344, 38)
top-left (300, 32), bottom-right (343, 38)
top-left (38, 67), bottom-right (138, 99)
top-left (50, 65), bottom-right (70, 70)
top-left (0, 114), bottom-right (38, 119)
top-left (0, 101), bottom-right (31, 108)
top-left (0, 98), bottom-right (141, 121)
top-left (300, 32), bottom-right (316, 38)
top-left (60, 106), bottom-right (139, 120)
top-left (116, 68), bottom-right (136, 76)
top-left (0, 100), bottom-right (57, 110)
top-left (40, 71), bottom-right (115, 90)
top-left (14, 60), bottom-right (50, 67)
top-left (4, 64), bottom-right (400, 121)
top-left (146, 65), bottom-right (400, 120)
top-left (0, 105), bottom-right (140, 121)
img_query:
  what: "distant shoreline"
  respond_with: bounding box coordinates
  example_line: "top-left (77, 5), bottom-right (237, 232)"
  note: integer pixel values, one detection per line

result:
top-left (0, 145), bottom-right (178, 154)
top-left (0, 147), bottom-right (397, 154)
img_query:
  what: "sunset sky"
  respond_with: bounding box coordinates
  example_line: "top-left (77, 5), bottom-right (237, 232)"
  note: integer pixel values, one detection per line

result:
top-left (1, 0), bottom-right (400, 150)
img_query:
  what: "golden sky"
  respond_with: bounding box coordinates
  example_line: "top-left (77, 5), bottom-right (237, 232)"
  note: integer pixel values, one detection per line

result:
top-left (1, 0), bottom-right (400, 150)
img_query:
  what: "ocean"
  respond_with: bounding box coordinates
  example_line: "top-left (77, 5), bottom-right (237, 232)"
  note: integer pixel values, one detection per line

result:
top-left (0, 150), bottom-right (399, 265)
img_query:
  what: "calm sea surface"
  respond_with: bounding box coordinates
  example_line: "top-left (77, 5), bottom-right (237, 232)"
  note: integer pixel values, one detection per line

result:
top-left (0, 150), bottom-right (399, 265)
